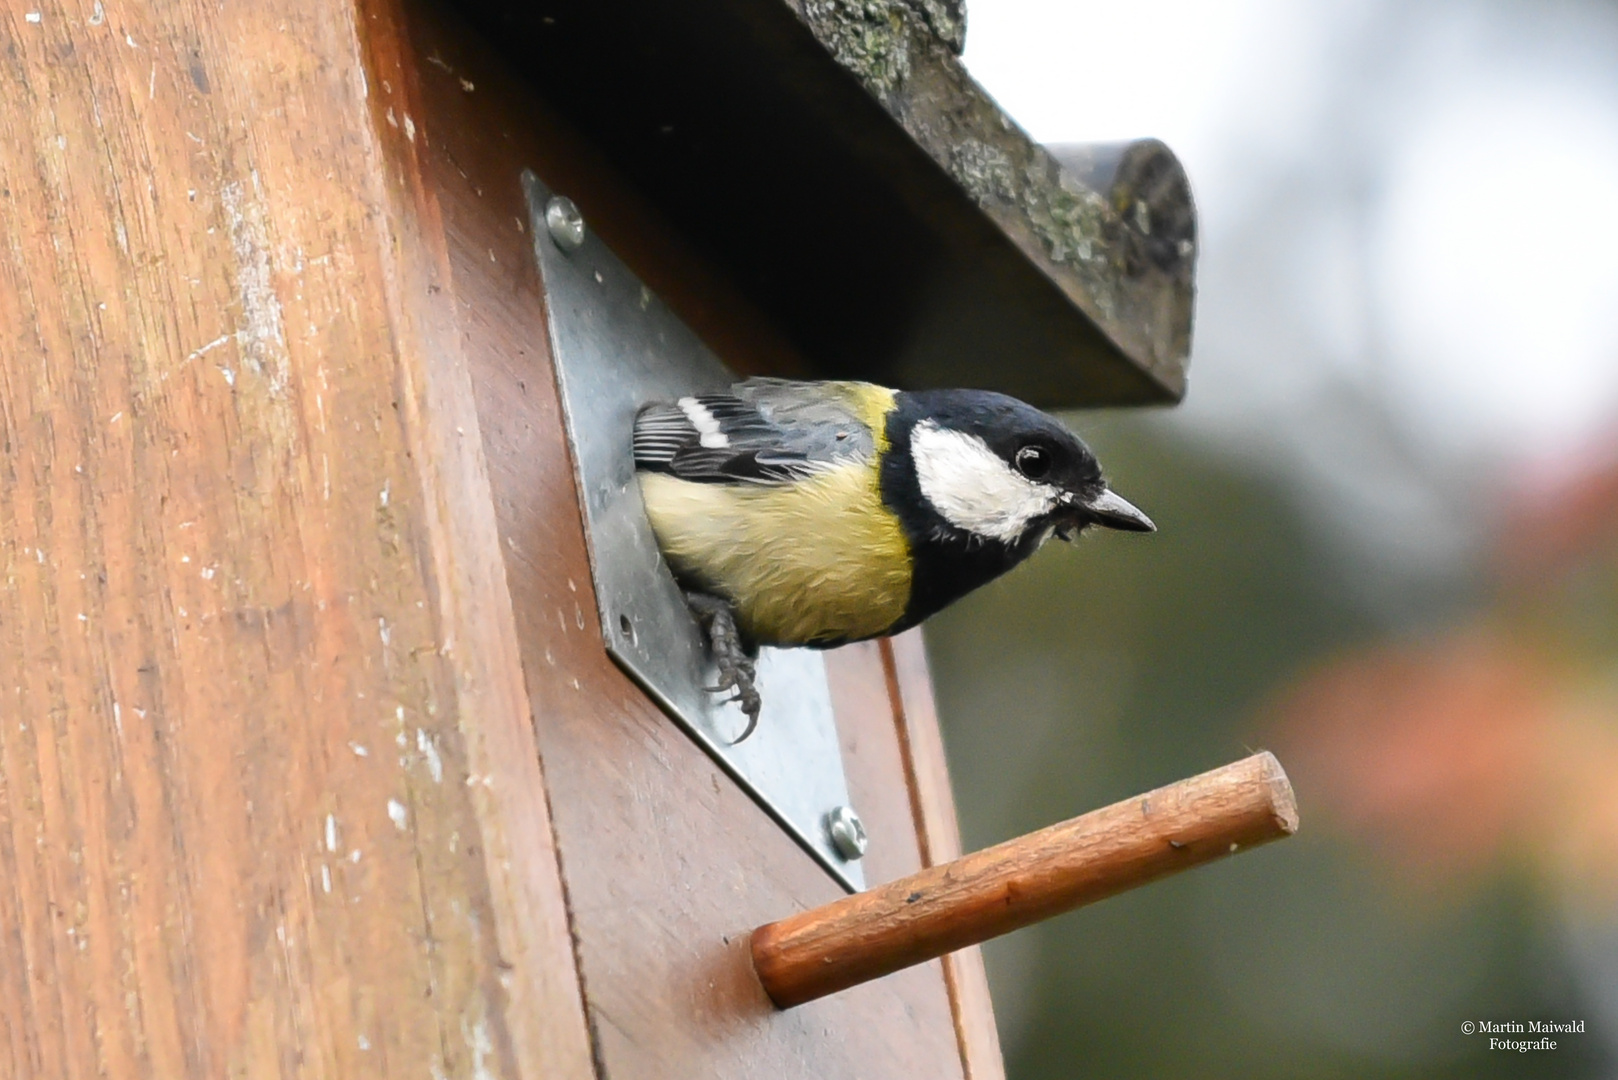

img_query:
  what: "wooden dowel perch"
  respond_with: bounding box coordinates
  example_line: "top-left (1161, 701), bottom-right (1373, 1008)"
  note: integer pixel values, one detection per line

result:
top-left (751, 751), bottom-right (1298, 1008)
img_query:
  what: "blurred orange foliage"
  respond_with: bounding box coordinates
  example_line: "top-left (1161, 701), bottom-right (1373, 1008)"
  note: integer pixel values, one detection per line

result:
top-left (1271, 448), bottom-right (1618, 903)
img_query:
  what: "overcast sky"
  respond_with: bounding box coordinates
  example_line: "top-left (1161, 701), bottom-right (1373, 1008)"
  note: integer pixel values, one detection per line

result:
top-left (963, 0), bottom-right (1618, 469)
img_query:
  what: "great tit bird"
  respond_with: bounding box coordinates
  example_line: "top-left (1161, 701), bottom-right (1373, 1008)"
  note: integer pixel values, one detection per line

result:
top-left (633, 377), bottom-right (1154, 739)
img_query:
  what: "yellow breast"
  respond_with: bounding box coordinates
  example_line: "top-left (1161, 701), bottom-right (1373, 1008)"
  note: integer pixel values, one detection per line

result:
top-left (637, 465), bottom-right (912, 646)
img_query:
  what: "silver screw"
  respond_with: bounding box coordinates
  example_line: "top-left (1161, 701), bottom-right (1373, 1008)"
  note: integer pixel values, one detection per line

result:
top-left (826, 805), bottom-right (868, 861)
top-left (545, 196), bottom-right (586, 252)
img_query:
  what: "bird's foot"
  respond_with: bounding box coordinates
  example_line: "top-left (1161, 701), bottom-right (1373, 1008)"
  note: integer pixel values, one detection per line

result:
top-left (684, 592), bottom-right (762, 743)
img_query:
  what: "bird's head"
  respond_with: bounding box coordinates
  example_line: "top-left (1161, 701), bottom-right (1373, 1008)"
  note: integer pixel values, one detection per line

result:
top-left (891, 389), bottom-right (1154, 551)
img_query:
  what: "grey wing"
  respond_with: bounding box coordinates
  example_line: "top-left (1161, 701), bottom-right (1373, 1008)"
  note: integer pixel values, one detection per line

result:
top-left (729, 378), bottom-right (879, 463)
top-left (633, 379), bottom-right (875, 485)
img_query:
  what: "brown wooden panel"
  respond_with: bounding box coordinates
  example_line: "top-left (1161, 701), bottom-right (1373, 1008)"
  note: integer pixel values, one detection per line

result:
top-left (0, 1), bottom-right (589, 1077)
top-left (886, 632), bottom-right (1008, 1080)
top-left (397, 2), bottom-right (973, 1076)
top-left (358, 5), bottom-right (597, 1077)
top-left (824, 642), bottom-right (928, 890)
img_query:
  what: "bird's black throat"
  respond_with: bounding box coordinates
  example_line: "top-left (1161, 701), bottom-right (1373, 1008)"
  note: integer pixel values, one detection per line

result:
top-left (879, 394), bottom-right (1050, 634)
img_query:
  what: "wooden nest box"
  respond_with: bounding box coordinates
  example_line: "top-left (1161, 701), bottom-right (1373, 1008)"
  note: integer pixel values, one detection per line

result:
top-left (0, 0), bottom-right (1293, 1076)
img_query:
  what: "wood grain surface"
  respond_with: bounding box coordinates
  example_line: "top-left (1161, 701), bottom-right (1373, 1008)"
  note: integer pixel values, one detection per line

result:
top-left (752, 752), bottom-right (1299, 1007)
top-left (0, 0), bottom-right (590, 1076)
top-left (884, 632), bottom-right (1006, 1080)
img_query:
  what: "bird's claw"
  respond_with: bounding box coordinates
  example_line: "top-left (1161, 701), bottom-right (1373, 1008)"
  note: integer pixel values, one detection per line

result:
top-left (730, 694), bottom-right (761, 743)
top-left (709, 652), bottom-right (761, 744)
top-left (685, 591), bottom-right (763, 743)
top-left (703, 671), bottom-right (738, 694)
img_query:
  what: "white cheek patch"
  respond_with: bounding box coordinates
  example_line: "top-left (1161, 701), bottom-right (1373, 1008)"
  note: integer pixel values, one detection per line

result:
top-left (910, 421), bottom-right (1061, 543)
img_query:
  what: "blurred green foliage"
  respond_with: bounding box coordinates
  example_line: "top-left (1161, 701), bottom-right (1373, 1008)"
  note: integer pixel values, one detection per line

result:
top-left (925, 413), bottom-right (1610, 1079)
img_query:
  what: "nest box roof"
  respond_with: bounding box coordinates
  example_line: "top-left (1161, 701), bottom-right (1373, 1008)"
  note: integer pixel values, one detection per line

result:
top-left (451, 0), bottom-right (1196, 407)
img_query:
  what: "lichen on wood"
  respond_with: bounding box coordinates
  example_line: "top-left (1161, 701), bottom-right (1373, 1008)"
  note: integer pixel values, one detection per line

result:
top-left (901, 0), bottom-right (965, 54)
top-left (790, 0), bottom-right (1194, 393)
top-left (800, 0), bottom-right (965, 79)
top-left (949, 139), bottom-right (1016, 205)
top-left (800, 0), bottom-right (913, 95)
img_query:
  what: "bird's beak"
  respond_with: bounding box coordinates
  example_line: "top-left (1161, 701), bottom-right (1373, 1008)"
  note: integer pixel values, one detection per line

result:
top-left (1079, 487), bottom-right (1155, 534)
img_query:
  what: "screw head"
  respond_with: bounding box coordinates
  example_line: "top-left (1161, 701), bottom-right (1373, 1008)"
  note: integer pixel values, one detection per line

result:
top-left (545, 195), bottom-right (586, 252)
top-left (826, 805), bottom-right (868, 861)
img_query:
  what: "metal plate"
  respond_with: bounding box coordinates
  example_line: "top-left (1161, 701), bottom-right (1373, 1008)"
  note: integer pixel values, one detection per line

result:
top-left (524, 171), bottom-right (864, 892)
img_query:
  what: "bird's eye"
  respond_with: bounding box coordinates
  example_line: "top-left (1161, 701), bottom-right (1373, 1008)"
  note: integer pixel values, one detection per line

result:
top-left (1014, 445), bottom-right (1051, 480)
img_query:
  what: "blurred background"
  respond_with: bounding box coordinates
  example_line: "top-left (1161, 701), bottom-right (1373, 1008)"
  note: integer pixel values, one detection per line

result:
top-left (926, 0), bottom-right (1618, 1075)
